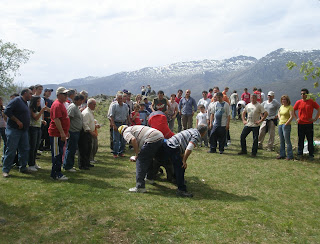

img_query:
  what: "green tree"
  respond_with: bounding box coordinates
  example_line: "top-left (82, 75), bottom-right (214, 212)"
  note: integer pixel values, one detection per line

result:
top-left (287, 60), bottom-right (320, 98)
top-left (0, 39), bottom-right (34, 97)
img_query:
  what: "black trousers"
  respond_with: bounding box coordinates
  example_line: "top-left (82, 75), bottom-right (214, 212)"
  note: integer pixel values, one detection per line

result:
top-left (298, 124), bottom-right (314, 157)
top-left (78, 130), bottom-right (92, 168)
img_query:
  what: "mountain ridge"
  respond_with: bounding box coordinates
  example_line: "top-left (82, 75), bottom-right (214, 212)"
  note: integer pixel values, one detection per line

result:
top-left (44, 48), bottom-right (320, 102)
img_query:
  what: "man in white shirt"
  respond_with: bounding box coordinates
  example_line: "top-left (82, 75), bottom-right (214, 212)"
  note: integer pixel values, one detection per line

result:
top-left (238, 94), bottom-right (268, 157)
top-left (78, 98), bottom-right (97, 170)
top-left (197, 91), bottom-right (211, 111)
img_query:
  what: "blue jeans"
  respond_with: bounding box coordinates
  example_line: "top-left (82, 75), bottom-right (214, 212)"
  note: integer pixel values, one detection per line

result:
top-left (231, 104), bottom-right (237, 119)
top-left (0, 127), bottom-right (7, 160)
top-left (28, 126), bottom-right (41, 166)
top-left (278, 124), bottom-right (293, 159)
top-left (113, 122), bottom-right (126, 155)
top-left (50, 136), bottom-right (65, 178)
top-left (2, 126), bottom-right (29, 173)
top-left (63, 131), bottom-right (80, 170)
top-left (240, 126), bottom-right (260, 155)
top-left (210, 126), bottom-right (226, 152)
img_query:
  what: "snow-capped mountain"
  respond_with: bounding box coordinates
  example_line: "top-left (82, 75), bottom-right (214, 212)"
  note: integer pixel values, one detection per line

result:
top-left (45, 48), bottom-right (320, 102)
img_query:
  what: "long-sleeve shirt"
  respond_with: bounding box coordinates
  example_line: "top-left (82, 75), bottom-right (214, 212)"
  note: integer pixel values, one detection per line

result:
top-left (178, 97), bottom-right (197, 115)
top-left (4, 96), bottom-right (30, 130)
top-left (82, 107), bottom-right (95, 132)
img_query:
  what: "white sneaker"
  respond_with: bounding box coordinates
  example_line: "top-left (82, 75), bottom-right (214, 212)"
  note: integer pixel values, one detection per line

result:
top-left (3, 172), bottom-right (9, 178)
top-left (28, 166), bottom-right (38, 172)
top-left (35, 164), bottom-right (41, 169)
top-left (129, 187), bottom-right (146, 193)
top-left (90, 160), bottom-right (96, 164)
top-left (56, 175), bottom-right (68, 181)
top-left (66, 168), bottom-right (76, 172)
top-left (227, 140), bottom-right (231, 146)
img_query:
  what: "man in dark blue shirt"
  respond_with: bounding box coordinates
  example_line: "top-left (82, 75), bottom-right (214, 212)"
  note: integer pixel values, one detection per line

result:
top-left (2, 88), bottom-right (32, 177)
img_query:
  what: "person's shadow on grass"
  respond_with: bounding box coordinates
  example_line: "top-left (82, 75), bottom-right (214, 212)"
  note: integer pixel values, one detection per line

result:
top-left (149, 176), bottom-right (257, 201)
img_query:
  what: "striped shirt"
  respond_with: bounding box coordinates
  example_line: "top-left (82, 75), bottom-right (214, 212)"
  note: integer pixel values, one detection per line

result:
top-left (166, 129), bottom-right (201, 153)
top-left (123, 125), bottom-right (164, 149)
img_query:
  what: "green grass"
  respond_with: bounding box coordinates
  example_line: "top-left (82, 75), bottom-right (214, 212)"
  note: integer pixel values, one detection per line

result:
top-left (0, 100), bottom-right (320, 243)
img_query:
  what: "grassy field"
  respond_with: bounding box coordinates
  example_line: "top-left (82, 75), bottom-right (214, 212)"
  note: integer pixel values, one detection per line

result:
top-left (0, 100), bottom-right (320, 243)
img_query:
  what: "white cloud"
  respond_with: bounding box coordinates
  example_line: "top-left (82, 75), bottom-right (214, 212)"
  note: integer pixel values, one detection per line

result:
top-left (0, 0), bottom-right (319, 85)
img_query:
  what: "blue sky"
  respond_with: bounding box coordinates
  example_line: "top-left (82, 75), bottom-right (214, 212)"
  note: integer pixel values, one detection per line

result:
top-left (1, 0), bottom-right (320, 85)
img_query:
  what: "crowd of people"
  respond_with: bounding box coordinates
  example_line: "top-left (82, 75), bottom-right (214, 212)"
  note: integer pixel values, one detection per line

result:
top-left (1, 84), bottom-right (320, 198)
top-left (1, 85), bottom-right (100, 180)
top-left (107, 86), bottom-right (319, 197)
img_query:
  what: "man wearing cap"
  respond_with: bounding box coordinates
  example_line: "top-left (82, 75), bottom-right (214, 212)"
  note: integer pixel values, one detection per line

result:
top-left (2, 88), bottom-right (33, 177)
top-left (110, 93), bottom-right (130, 158)
top-left (258, 91), bottom-right (281, 151)
top-left (48, 87), bottom-right (70, 180)
top-left (118, 125), bottom-right (164, 193)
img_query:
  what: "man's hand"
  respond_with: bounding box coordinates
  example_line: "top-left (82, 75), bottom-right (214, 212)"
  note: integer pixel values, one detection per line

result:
top-left (182, 160), bottom-right (187, 169)
top-left (90, 131), bottom-right (97, 138)
top-left (254, 120), bottom-right (261, 125)
top-left (60, 132), bottom-right (67, 142)
top-left (243, 120), bottom-right (248, 125)
top-left (17, 120), bottom-right (23, 129)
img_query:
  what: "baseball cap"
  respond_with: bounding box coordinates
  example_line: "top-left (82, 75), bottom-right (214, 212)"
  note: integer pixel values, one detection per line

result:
top-left (118, 125), bottom-right (128, 134)
top-left (44, 88), bottom-right (54, 92)
top-left (56, 87), bottom-right (69, 95)
top-left (268, 91), bottom-right (275, 96)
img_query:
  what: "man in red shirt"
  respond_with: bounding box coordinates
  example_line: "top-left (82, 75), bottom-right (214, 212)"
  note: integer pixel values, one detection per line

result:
top-left (207, 88), bottom-right (213, 99)
top-left (293, 88), bottom-right (320, 160)
top-left (241, 88), bottom-right (250, 104)
top-left (175, 89), bottom-right (183, 132)
top-left (253, 87), bottom-right (262, 103)
top-left (148, 111), bottom-right (174, 139)
top-left (49, 87), bottom-right (70, 180)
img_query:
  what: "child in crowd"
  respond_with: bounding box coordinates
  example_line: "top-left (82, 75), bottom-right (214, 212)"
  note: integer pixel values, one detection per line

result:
top-left (130, 104), bottom-right (142, 126)
top-left (139, 103), bottom-right (150, 126)
top-left (196, 105), bottom-right (208, 147)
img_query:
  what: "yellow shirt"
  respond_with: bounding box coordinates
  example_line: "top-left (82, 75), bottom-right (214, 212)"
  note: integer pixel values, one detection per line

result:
top-left (279, 105), bottom-right (293, 125)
